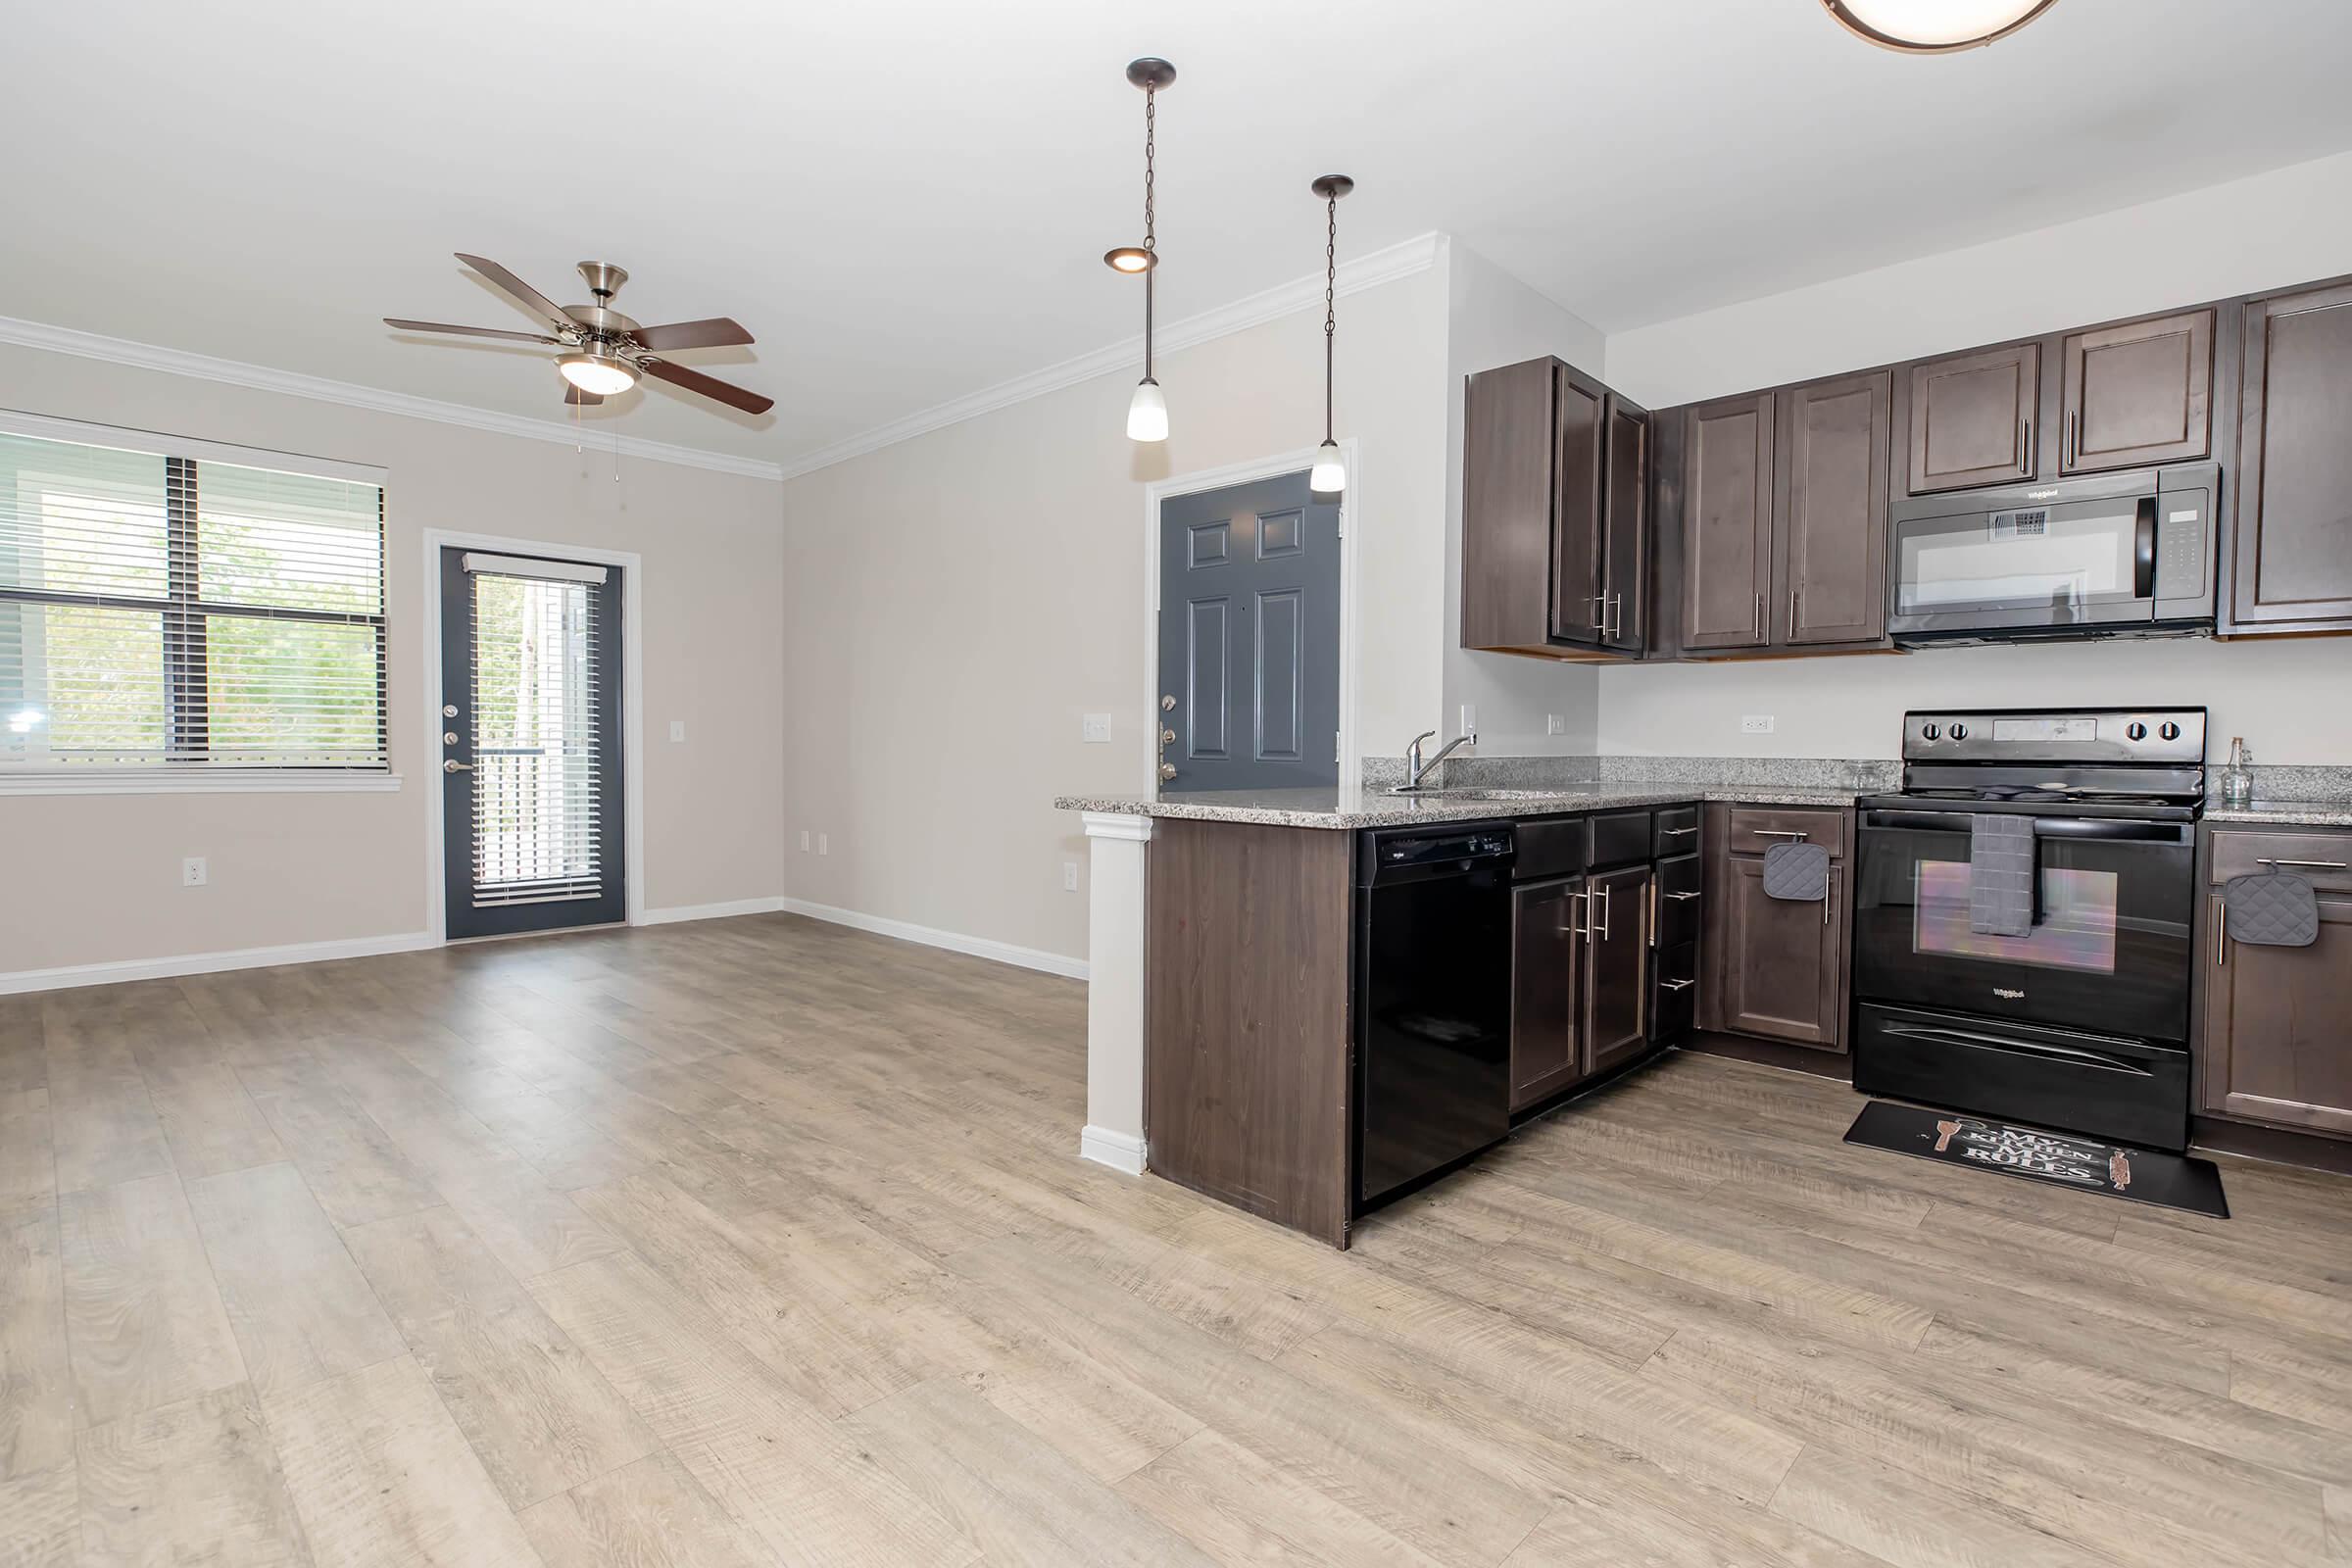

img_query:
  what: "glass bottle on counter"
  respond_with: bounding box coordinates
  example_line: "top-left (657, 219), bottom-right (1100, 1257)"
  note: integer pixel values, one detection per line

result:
top-left (2219, 737), bottom-right (2256, 807)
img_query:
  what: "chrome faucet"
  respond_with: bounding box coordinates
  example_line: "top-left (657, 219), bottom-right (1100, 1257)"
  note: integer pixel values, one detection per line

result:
top-left (1397, 726), bottom-right (1477, 792)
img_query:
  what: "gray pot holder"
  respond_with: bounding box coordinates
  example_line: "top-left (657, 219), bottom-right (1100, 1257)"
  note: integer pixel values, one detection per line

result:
top-left (2224, 872), bottom-right (2320, 947)
top-left (1761, 841), bottom-right (1830, 902)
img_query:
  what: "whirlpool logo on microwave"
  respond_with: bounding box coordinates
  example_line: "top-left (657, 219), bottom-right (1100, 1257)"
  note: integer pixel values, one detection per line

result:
top-left (1992, 987), bottom-right (2027, 1000)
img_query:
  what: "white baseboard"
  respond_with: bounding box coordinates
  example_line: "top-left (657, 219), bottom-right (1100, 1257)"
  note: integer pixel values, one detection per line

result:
top-left (776, 898), bottom-right (1089, 982)
top-left (1080, 1125), bottom-right (1148, 1175)
top-left (0, 930), bottom-right (439, 998)
top-left (636, 896), bottom-right (791, 926)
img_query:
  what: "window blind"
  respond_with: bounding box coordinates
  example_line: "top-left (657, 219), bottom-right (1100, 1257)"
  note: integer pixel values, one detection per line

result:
top-left (467, 560), bottom-right (605, 906)
top-left (0, 424), bottom-right (386, 771)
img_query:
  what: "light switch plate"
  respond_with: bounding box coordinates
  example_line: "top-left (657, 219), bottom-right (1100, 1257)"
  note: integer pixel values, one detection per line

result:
top-left (669, 720), bottom-right (686, 743)
top-left (1459, 704), bottom-right (1477, 738)
top-left (817, 833), bottom-right (829, 857)
top-left (1741, 714), bottom-right (1776, 734)
top-left (799, 830), bottom-right (810, 852)
top-left (1080, 712), bottom-right (1111, 744)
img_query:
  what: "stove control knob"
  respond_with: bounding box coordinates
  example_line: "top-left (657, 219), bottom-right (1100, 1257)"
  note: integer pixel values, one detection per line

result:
top-left (2127, 721), bottom-right (2148, 741)
top-left (1948, 722), bottom-right (1967, 741)
top-left (1921, 722), bottom-right (1940, 741)
top-left (2159, 721), bottom-right (2181, 741)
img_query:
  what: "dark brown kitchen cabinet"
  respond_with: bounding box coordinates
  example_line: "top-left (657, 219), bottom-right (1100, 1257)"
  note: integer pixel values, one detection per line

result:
top-left (1678, 393), bottom-right (1775, 650)
top-left (1462, 357), bottom-right (1648, 660)
top-left (2200, 827), bottom-right (2352, 1141)
top-left (1906, 341), bottom-right (2039, 494)
top-left (1700, 804), bottom-right (1850, 1053)
top-left (1778, 370), bottom-right (1890, 646)
top-left (1583, 863), bottom-right (1653, 1076)
top-left (2059, 309), bottom-right (2213, 474)
top-left (1510, 876), bottom-right (1586, 1110)
top-left (2229, 280), bottom-right (2352, 633)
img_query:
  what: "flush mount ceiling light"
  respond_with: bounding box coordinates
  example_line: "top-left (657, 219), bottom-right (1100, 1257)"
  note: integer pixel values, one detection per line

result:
top-left (1107, 57), bottom-right (1175, 442)
top-left (1308, 173), bottom-right (1352, 498)
top-left (557, 348), bottom-right (640, 398)
top-left (1819, 0), bottom-right (2059, 52)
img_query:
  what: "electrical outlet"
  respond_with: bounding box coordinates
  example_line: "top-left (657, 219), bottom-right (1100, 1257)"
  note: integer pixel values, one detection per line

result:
top-left (1459, 704), bottom-right (1477, 737)
top-left (669, 720), bottom-right (686, 743)
top-left (181, 856), bottom-right (208, 887)
top-left (1062, 860), bottom-right (1079, 892)
top-left (1741, 714), bottom-right (1776, 735)
top-left (817, 833), bottom-right (829, 857)
top-left (1080, 713), bottom-right (1111, 744)
top-left (1545, 713), bottom-right (1564, 737)
top-left (799, 829), bottom-right (810, 852)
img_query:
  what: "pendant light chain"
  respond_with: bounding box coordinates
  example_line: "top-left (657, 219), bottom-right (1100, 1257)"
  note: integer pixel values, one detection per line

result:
top-left (1323, 192), bottom-right (1337, 443)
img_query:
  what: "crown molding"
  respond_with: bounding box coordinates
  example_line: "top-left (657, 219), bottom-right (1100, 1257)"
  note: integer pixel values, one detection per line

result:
top-left (0, 314), bottom-right (789, 482)
top-left (772, 230), bottom-right (1449, 482)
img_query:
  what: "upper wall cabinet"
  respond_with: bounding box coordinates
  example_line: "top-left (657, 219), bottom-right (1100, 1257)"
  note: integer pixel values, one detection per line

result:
top-left (2230, 280), bottom-right (2352, 632)
top-left (1906, 341), bottom-right (2039, 493)
top-left (1678, 394), bottom-right (1775, 651)
top-left (1463, 358), bottom-right (1648, 660)
top-left (2060, 308), bottom-right (2214, 474)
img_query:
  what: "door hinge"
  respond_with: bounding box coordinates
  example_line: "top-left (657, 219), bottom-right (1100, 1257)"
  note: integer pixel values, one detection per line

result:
top-left (1334, 731), bottom-right (1342, 763)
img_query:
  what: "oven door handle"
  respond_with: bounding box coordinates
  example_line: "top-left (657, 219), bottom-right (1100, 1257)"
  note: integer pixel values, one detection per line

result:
top-left (1882, 1022), bottom-right (2156, 1076)
top-left (1860, 809), bottom-right (2188, 845)
top-left (2133, 495), bottom-right (2158, 599)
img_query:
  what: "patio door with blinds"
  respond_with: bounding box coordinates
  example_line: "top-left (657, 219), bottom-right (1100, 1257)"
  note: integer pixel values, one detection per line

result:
top-left (439, 548), bottom-right (623, 938)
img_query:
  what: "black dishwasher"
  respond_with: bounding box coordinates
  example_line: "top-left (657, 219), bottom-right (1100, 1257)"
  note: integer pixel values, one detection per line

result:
top-left (1354, 823), bottom-right (1515, 1209)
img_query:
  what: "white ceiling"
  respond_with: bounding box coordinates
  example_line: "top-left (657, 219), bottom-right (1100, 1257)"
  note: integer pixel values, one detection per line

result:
top-left (8, 0), bottom-right (2351, 467)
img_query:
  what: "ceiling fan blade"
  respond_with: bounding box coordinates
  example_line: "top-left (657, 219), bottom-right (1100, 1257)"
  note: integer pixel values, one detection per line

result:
top-left (454, 253), bottom-right (576, 331)
top-left (564, 385), bottom-right (605, 407)
top-left (641, 359), bottom-right (774, 416)
top-left (628, 318), bottom-right (755, 353)
top-left (384, 318), bottom-right (558, 345)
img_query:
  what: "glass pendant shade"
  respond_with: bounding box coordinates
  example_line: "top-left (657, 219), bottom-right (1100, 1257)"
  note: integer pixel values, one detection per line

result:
top-left (1126, 377), bottom-right (1169, 443)
top-left (1309, 441), bottom-right (1345, 497)
top-left (1821, 0), bottom-right (2058, 51)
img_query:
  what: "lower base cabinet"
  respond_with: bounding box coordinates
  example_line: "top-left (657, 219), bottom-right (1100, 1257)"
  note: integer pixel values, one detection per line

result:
top-left (1510, 876), bottom-right (1586, 1108)
top-left (1584, 863), bottom-right (1653, 1077)
top-left (2201, 828), bottom-right (2352, 1140)
top-left (1701, 803), bottom-right (1852, 1053)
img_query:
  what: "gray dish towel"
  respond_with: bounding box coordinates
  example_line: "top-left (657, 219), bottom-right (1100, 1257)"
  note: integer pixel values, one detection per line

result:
top-left (1761, 841), bottom-right (1830, 902)
top-left (1969, 813), bottom-right (2037, 937)
top-left (2224, 871), bottom-right (2320, 947)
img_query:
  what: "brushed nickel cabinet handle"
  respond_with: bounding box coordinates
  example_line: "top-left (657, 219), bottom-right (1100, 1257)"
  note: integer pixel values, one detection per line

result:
top-left (1560, 889), bottom-right (1590, 939)
top-left (1660, 978), bottom-right (1695, 992)
top-left (1665, 890), bottom-right (1702, 901)
top-left (2213, 894), bottom-right (2226, 966)
top-left (2255, 857), bottom-right (2348, 870)
top-left (1788, 587), bottom-right (1798, 641)
top-left (1593, 884), bottom-right (1611, 941)
top-left (2067, 409), bottom-right (2079, 466)
top-left (1751, 828), bottom-right (1808, 840)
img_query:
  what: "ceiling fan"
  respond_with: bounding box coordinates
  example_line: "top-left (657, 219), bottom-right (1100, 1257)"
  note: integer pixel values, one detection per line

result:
top-left (385, 254), bottom-right (774, 416)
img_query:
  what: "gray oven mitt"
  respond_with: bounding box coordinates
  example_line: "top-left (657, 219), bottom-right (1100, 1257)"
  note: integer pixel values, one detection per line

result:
top-left (2224, 872), bottom-right (2320, 947)
top-left (1761, 841), bottom-right (1830, 902)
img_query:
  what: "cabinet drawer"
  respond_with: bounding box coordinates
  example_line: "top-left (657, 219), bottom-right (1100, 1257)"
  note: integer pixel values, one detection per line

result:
top-left (1516, 817), bottom-right (1591, 881)
top-left (1590, 809), bottom-right (1653, 867)
top-left (1652, 805), bottom-right (1701, 856)
top-left (1654, 941), bottom-right (1698, 1041)
top-left (2209, 829), bottom-right (2352, 894)
top-left (1726, 806), bottom-right (1845, 858)
top-left (1656, 853), bottom-right (1702, 948)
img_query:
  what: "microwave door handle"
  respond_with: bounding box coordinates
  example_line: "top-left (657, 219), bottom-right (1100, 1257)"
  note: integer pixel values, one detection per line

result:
top-left (2133, 495), bottom-right (2158, 599)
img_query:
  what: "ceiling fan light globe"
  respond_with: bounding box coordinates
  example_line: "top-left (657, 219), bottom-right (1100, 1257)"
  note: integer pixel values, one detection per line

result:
top-left (1126, 378), bottom-right (1169, 443)
top-left (558, 351), bottom-right (639, 397)
top-left (1309, 442), bottom-right (1347, 497)
top-left (1821, 0), bottom-right (2058, 50)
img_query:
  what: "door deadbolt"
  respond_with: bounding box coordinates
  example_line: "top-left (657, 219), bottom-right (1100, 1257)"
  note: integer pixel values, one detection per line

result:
top-left (1159, 694), bottom-right (1176, 711)
top-left (442, 704), bottom-right (459, 718)
top-left (443, 731), bottom-right (460, 746)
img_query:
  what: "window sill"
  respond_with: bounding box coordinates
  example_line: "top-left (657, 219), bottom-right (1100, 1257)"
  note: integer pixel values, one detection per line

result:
top-left (0, 771), bottom-right (404, 797)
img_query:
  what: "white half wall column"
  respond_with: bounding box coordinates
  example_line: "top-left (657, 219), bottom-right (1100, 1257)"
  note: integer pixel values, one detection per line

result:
top-left (1078, 811), bottom-right (1152, 1174)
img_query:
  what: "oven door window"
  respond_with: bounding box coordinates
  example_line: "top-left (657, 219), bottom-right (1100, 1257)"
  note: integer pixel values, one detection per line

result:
top-left (1895, 496), bottom-right (2145, 619)
top-left (1853, 822), bottom-right (2193, 1044)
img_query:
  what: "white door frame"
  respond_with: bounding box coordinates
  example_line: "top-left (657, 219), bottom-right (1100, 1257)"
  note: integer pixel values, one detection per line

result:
top-left (419, 527), bottom-right (647, 941)
top-left (1140, 438), bottom-right (1362, 796)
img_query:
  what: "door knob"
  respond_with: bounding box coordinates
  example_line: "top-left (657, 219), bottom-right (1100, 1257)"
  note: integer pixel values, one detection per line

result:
top-left (1157, 762), bottom-right (1177, 782)
top-left (443, 759), bottom-right (473, 773)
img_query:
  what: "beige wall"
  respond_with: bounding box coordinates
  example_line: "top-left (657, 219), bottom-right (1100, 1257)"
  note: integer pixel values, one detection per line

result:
top-left (1596, 149), bottom-right (2352, 764)
top-left (777, 266), bottom-right (1451, 965)
top-left (0, 344), bottom-right (786, 978)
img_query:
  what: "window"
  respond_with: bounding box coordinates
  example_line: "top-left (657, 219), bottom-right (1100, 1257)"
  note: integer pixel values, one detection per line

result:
top-left (0, 417), bottom-right (386, 778)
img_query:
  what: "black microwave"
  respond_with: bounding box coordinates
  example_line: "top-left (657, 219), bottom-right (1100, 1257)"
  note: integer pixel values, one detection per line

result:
top-left (1886, 464), bottom-right (2219, 646)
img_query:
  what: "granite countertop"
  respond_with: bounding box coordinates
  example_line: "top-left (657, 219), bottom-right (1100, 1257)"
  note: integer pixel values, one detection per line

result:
top-left (2200, 801), bottom-right (2352, 828)
top-left (1054, 782), bottom-right (1862, 830)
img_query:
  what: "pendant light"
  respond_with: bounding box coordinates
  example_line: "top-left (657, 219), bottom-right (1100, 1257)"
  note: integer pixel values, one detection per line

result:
top-left (1106, 58), bottom-right (1175, 442)
top-left (1308, 174), bottom-right (1352, 497)
top-left (1819, 0), bottom-right (2058, 53)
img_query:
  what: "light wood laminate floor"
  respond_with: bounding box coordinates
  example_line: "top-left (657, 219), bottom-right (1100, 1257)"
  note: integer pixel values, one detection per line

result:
top-left (4, 911), bottom-right (2349, 1567)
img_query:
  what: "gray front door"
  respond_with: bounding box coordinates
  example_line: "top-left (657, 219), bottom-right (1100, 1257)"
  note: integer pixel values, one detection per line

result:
top-left (1156, 471), bottom-right (1341, 792)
